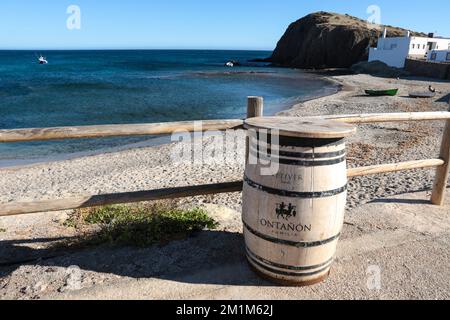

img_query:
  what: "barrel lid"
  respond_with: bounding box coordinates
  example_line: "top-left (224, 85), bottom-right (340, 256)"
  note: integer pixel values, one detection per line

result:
top-left (244, 117), bottom-right (356, 139)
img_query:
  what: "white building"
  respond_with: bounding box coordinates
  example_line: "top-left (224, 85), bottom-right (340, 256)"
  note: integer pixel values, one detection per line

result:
top-left (368, 29), bottom-right (450, 68)
top-left (428, 50), bottom-right (450, 63)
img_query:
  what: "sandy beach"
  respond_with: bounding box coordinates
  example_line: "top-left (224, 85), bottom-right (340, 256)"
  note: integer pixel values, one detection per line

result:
top-left (1, 74), bottom-right (448, 209)
top-left (1, 73), bottom-right (449, 299)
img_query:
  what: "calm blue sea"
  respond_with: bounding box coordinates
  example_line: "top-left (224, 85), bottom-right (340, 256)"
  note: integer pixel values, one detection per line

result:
top-left (0, 50), bottom-right (337, 166)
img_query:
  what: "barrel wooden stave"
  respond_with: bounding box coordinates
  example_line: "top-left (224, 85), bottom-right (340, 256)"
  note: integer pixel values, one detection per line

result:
top-left (245, 243), bottom-right (334, 284)
top-left (245, 162), bottom-right (347, 194)
top-left (242, 135), bottom-right (347, 285)
top-left (247, 139), bottom-right (347, 192)
top-left (242, 186), bottom-right (346, 241)
top-left (244, 228), bottom-right (339, 269)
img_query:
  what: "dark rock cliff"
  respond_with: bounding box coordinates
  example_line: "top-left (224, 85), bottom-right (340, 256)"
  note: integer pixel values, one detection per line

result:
top-left (269, 11), bottom-right (424, 69)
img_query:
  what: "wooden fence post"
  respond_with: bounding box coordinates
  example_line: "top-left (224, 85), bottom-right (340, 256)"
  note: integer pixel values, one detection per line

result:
top-left (431, 103), bottom-right (450, 206)
top-left (247, 96), bottom-right (264, 119)
top-left (246, 97), bottom-right (264, 164)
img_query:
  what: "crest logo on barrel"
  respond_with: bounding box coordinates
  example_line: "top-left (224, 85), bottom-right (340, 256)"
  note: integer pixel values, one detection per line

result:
top-left (275, 202), bottom-right (297, 221)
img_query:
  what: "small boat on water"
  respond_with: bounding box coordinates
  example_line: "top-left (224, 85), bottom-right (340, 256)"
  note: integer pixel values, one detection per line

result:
top-left (365, 89), bottom-right (398, 96)
top-left (409, 91), bottom-right (436, 98)
top-left (38, 55), bottom-right (48, 64)
top-left (225, 60), bottom-right (241, 67)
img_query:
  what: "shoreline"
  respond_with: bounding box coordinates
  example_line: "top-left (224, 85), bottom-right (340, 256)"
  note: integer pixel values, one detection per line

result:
top-left (1, 73), bottom-right (449, 205)
top-left (0, 72), bottom-right (341, 170)
top-left (278, 73), bottom-right (345, 115)
top-left (0, 135), bottom-right (173, 170)
top-left (1, 72), bottom-right (449, 299)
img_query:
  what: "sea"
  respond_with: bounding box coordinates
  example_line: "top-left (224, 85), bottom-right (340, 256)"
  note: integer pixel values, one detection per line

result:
top-left (0, 50), bottom-right (338, 166)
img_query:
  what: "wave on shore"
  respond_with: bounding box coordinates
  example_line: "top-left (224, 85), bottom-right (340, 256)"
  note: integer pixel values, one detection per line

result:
top-left (0, 50), bottom-right (338, 165)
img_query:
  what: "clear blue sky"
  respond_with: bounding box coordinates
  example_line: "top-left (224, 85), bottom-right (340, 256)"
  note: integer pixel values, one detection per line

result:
top-left (1, 0), bottom-right (449, 50)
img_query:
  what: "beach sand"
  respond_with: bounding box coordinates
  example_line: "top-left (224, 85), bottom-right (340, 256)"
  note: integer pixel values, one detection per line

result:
top-left (1, 73), bottom-right (449, 299)
top-left (1, 74), bottom-right (448, 209)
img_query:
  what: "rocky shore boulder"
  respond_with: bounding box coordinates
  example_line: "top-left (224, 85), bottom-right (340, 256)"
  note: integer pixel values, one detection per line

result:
top-left (269, 11), bottom-right (424, 69)
top-left (351, 61), bottom-right (410, 78)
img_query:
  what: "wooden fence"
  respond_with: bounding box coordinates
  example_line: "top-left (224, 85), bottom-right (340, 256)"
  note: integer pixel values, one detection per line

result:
top-left (0, 97), bottom-right (449, 217)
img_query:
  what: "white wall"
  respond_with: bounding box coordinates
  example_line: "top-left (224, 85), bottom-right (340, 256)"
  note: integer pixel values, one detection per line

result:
top-left (369, 35), bottom-right (450, 68)
top-left (408, 37), bottom-right (429, 57)
top-left (369, 48), bottom-right (409, 68)
top-left (428, 50), bottom-right (450, 62)
top-left (377, 37), bottom-right (410, 50)
top-left (410, 37), bottom-right (450, 58)
top-left (369, 37), bottom-right (410, 68)
top-left (432, 38), bottom-right (450, 51)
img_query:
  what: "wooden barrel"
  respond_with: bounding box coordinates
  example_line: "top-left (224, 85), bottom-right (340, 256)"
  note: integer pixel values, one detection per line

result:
top-left (242, 117), bottom-right (356, 286)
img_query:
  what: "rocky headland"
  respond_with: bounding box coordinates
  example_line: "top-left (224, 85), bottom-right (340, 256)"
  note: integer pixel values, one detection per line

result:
top-left (268, 11), bottom-right (425, 69)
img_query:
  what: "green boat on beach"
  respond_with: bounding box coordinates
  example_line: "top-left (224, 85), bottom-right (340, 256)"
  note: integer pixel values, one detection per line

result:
top-left (365, 89), bottom-right (399, 96)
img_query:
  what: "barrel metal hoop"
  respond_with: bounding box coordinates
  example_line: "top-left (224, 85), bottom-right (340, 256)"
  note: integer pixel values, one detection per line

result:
top-left (246, 246), bottom-right (334, 272)
top-left (244, 176), bottom-right (347, 198)
top-left (249, 149), bottom-right (346, 166)
top-left (277, 157), bottom-right (345, 167)
top-left (249, 151), bottom-right (346, 166)
top-left (250, 147), bottom-right (347, 160)
top-left (255, 133), bottom-right (344, 148)
top-left (243, 221), bottom-right (341, 248)
top-left (247, 252), bottom-right (332, 277)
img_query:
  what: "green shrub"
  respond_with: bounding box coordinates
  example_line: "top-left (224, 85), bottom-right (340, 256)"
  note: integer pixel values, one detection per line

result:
top-left (64, 202), bottom-right (218, 248)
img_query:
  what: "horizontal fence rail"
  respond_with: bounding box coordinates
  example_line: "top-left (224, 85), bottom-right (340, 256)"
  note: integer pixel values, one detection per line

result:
top-left (306, 111), bottom-right (450, 124)
top-left (0, 159), bottom-right (445, 217)
top-left (0, 119), bottom-right (244, 143)
top-left (0, 97), bottom-right (449, 217)
top-left (0, 182), bottom-right (244, 217)
top-left (346, 159), bottom-right (445, 178)
top-left (1, 112), bottom-right (449, 143)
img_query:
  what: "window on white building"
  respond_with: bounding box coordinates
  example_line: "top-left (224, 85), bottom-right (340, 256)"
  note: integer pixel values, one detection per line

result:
top-left (412, 44), bottom-right (415, 49)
